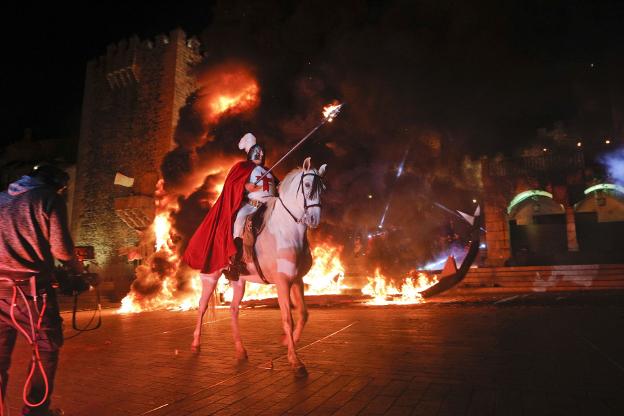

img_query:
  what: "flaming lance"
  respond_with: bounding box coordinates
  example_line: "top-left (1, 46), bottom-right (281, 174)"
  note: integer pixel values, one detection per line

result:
top-left (254, 102), bottom-right (344, 185)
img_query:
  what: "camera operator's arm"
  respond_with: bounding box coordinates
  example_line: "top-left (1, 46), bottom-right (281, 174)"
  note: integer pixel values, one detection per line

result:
top-left (48, 194), bottom-right (83, 274)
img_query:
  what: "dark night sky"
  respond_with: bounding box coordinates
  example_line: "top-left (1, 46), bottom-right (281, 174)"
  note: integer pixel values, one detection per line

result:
top-left (2, 0), bottom-right (624, 154)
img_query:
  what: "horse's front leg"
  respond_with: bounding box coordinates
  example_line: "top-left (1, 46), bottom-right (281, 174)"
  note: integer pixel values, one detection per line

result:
top-left (192, 272), bottom-right (219, 351)
top-left (276, 279), bottom-right (305, 374)
top-left (290, 279), bottom-right (308, 344)
top-left (230, 278), bottom-right (248, 360)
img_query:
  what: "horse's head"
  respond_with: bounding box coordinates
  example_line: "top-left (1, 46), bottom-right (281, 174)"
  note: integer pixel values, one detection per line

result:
top-left (299, 157), bottom-right (327, 228)
top-left (279, 157), bottom-right (327, 228)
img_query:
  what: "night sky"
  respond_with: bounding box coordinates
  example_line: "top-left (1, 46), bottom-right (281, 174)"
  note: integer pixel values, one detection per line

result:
top-left (3, 0), bottom-right (624, 152)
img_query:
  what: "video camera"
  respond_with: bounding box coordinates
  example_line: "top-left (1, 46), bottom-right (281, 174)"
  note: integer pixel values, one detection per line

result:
top-left (53, 246), bottom-right (100, 296)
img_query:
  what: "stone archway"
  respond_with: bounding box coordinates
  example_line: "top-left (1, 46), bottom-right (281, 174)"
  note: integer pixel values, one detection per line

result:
top-left (574, 184), bottom-right (624, 262)
top-left (507, 190), bottom-right (567, 265)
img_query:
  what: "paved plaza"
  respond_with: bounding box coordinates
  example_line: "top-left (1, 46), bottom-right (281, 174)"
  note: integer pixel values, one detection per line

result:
top-left (4, 291), bottom-right (624, 415)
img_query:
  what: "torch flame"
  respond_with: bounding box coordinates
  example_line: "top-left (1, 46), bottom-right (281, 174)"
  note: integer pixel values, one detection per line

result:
top-left (322, 101), bottom-right (343, 122)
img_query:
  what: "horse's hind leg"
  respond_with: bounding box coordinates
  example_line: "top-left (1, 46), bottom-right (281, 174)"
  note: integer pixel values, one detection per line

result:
top-left (230, 278), bottom-right (248, 360)
top-left (290, 279), bottom-right (308, 344)
top-left (192, 272), bottom-right (219, 351)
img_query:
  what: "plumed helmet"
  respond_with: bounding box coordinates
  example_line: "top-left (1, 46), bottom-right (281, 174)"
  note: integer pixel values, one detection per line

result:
top-left (238, 133), bottom-right (257, 153)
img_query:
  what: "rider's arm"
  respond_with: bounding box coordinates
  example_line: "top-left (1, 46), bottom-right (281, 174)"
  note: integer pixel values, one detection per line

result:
top-left (245, 183), bottom-right (262, 193)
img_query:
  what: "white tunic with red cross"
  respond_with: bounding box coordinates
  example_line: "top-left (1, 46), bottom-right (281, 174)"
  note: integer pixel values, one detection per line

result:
top-left (247, 165), bottom-right (276, 202)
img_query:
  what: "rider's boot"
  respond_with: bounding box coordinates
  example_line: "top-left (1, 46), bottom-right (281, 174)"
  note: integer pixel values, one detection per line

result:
top-left (224, 238), bottom-right (247, 281)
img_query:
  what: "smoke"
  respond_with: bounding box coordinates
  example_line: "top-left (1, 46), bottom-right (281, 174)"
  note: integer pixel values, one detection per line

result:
top-left (147, 1), bottom-right (493, 292)
top-left (600, 147), bottom-right (624, 187)
top-left (159, 0), bottom-right (489, 271)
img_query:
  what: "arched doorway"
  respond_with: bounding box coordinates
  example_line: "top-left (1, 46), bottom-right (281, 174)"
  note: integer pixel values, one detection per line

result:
top-left (574, 184), bottom-right (624, 262)
top-left (507, 190), bottom-right (567, 265)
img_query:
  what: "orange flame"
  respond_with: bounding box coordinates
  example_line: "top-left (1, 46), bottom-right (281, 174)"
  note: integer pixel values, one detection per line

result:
top-left (322, 101), bottom-right (341, 122)
top-left (361, 268), bottom-right (438, 305)
top-left (217, 242), bottom-right (348, 302)
top-left (197, 64), bottom-right (260, 124)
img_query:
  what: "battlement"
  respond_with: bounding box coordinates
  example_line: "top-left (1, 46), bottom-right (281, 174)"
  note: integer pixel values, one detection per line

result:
top-left (88, 28), bottom-right (201, 88)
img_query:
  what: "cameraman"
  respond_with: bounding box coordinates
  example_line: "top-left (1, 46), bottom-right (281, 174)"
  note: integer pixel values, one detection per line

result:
top-left (0, 164), bottom-right (82, 416)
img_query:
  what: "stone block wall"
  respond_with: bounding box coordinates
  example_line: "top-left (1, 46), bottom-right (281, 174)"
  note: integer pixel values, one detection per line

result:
top-left (72, 29), bottom-right (200, 280)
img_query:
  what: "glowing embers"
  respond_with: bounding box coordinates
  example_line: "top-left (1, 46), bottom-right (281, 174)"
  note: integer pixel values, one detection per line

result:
top-left (197, 65), bottom-right (260, 123)
top-left (362, 268), bottom-right (438, 305)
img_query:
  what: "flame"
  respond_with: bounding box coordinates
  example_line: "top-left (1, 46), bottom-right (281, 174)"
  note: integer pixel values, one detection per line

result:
top-left (118, 202), bottom-right (348, 312)
top-left (119, 177), bottom-right (438, 314)
top-left (118, 272), bottom-right (201, 314)
top-left (154, 213), bottom-right (173, 253)
top-left (118, 210), bottom-right (201, 314)
top-left (304, 244), bottom-right (346, 294)
top-left (361, 268), bottom-right (438, 305)
top-left (322, 101), bottom-right (342, 122)
top-left (197, 65), bottom-right (260, 123)
top-left (217, 242), bottom-right (348, 302)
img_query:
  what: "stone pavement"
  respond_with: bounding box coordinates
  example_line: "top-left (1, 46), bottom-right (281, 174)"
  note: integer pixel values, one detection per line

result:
top-left (3, 291), bottom-right (624, 415)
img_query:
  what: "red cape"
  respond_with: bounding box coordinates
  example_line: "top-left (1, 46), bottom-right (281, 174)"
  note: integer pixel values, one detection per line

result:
top-left (183, 160), bottom-right (255, 273)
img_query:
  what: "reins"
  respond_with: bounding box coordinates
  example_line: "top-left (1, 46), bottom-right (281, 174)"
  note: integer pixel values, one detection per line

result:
top-left (278, 172), bottom-right (325, 224)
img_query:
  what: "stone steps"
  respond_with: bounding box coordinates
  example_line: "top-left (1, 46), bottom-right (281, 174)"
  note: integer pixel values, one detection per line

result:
top-left (449, 264), bottom-right (624, 293)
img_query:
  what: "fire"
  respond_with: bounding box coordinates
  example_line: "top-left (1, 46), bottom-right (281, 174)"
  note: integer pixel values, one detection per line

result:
top-left (217, 242), bottom-right (348, 302)
top-left (154, 213), bottom-right (173, 253)
top-left (322, 101), bottom-right (342, 122)
top-left (197, 64), bottom-right (260, 123)
top-left (118, 272), bottom-right (201, 314)
top-left (118, 204), bottom-right (348, 313)
top-left (117, 211), bottom-right (201, 314)
top-left (361, 268), bottom-right (438, 305)
top-left (304, 244), bottom-right (346, 294)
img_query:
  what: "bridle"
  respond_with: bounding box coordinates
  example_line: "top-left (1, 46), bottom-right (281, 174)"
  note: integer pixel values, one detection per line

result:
top-left (278, 171), bottom-right (325, 225)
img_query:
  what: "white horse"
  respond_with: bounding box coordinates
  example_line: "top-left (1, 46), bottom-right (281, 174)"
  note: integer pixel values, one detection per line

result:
top-left (191, 157), bottom-right (327, 374)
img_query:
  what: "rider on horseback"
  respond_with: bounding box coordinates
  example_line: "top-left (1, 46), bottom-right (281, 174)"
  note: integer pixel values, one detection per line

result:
top-left (183, 133), bottom-right (276, 282)
top-left (227, 133), bottom-right (277, 280)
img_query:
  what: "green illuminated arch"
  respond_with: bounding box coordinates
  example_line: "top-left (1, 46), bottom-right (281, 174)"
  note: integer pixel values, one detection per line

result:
top-left (507, 190), bottom-right (553, 214)
top-left (583, 183), bottom-right (624, 195)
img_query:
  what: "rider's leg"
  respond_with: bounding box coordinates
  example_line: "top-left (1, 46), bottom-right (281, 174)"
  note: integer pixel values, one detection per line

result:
top-left (226, 204), bottom-right (257, 281)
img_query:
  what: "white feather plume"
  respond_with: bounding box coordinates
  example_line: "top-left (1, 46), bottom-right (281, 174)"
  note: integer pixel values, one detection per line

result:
top-left (238, 133), bottom-right (257, 153)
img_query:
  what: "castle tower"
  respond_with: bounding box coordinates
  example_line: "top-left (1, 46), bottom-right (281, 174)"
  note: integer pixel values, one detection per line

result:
top-left (72, 29), bottom-right (201, 280)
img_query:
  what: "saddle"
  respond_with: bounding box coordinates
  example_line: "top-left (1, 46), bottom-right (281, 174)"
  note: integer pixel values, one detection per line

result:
top-left (241, 202), bottom-right (269, 265)
top-left (240, 198), bottom-right (313, 282)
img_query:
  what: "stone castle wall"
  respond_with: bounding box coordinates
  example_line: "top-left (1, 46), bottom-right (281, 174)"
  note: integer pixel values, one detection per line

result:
top-left (72, 29), bottom-right (200, 280)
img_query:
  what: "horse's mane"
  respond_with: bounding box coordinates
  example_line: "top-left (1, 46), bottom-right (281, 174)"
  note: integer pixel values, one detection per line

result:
top-left (278, 168), bottom-right (303, 195)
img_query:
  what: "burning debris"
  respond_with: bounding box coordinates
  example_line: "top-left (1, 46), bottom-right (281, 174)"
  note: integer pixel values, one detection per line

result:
top-left (362, 269), bottom-right (439, 305)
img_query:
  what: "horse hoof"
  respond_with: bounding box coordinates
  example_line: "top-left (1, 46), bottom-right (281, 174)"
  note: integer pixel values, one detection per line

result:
top-left (293, 365), bottom-right (308, 378)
